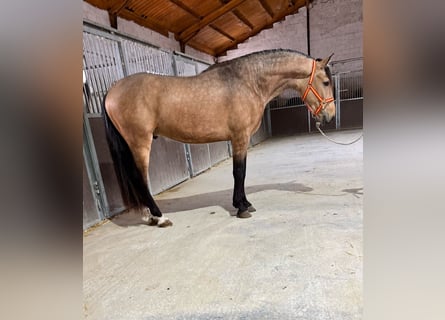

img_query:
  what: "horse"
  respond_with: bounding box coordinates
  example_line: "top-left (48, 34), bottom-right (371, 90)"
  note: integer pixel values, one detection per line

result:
top-left (103, 49), bottom-right (335, 227)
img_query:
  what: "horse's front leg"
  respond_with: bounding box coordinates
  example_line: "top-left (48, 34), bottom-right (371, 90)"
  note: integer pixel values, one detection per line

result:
top-left (231, 136), bottom-right (256, 218)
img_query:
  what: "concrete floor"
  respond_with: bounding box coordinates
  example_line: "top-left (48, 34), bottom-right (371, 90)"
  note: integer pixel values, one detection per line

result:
top-left (83, 130), bottom-right (363, 320)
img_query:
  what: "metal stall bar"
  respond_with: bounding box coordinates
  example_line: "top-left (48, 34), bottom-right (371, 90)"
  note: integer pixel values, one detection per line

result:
top-left (83, 30), bottom-right (128, 220)
top-left (338, 70), bottom-right (363, 101)
top-left (83, 113), bottom-right (109, 223)
top-left (336, 70), bottom-right (363, 129)
top-left (334, 74), bottom-right (341, 129)
top-left (83, 32), bottom-right (125, 115)
top-left (268, 88), bottom-right (310, 135)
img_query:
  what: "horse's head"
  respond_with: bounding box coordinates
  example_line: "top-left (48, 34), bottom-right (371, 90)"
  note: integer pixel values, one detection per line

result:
top-left (300, 54), bottom-right (335, 125)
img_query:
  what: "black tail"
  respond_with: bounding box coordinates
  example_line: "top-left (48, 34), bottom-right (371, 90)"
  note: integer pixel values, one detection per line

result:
top-left (103, 95), bottom-right (150, 210)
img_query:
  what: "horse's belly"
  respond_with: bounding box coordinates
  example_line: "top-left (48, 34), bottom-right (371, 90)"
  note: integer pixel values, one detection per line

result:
top-left (156, 116), bottom-right (230, 144)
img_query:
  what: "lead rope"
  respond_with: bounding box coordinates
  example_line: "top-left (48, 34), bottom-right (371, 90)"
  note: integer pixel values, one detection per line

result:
top-left (315, 122), bottom-right (363, 145)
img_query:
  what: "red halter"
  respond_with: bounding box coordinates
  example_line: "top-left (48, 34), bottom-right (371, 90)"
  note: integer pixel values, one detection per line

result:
top-left (302, 60), bottom-right (335, 116)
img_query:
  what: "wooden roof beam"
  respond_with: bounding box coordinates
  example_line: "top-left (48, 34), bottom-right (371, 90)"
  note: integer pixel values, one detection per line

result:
top-left (232, 8), bottom-right (254, 30)
top-left (187, 41), bottom-right (216, 57)
top-left (120, 9), bottom-right (170, 37)
top-left (258, 0), bottom-right (275, 18)
top-left (178, 0), bottom-right (247, 43)
top-left (169, 0), bottom-right (202, 19)
top-left (217, 1), bottom-right (304, 56)
top-left (210, 25), bottom-right (236, 42)
top-left (109, 0), bottom-right (131, 14)
top-left (171, 0), bottom-right (236, 48)
top-left (108, 0), bottom-right (131, 28)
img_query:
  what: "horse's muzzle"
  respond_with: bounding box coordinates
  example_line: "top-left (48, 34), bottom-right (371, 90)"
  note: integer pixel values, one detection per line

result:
top-left (317, 113), bottom-right (334, 126)
top-left (324, 113), bottom-right (335, 124)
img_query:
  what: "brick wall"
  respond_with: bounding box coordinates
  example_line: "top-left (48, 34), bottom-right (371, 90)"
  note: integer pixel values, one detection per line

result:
top-left (219, 0), bottom-right (362, 73)
top-left (82, 1), bottom-right (109, 27)
top-left (219, 11), bottom-right (308, 62)
top-left (310, 0), bottom-right (363, 73)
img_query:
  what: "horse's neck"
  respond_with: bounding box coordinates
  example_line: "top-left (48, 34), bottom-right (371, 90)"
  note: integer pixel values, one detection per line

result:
top-left (249, 55), bottom-right (312, 105)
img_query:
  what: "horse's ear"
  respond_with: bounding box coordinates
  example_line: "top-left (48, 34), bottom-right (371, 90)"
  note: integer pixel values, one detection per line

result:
top-left (320, 53), bottom-right (334, 66)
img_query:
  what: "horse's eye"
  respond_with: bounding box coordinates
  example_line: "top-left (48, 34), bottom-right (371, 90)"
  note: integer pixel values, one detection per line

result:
top-left (323, 81), bottom-right (329, 86)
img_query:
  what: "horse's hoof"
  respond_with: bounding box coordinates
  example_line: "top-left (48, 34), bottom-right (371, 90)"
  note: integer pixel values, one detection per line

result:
top-left (247, 205), bottom-right (256, 212)
top-left (147, 218), bottom-right (158, 226)
top-left (157, 217), bottom-right (173, 228)
top-left (237, 210), bottom-right (252, 219)
top-left (144, 216), bottom-right (159, 226)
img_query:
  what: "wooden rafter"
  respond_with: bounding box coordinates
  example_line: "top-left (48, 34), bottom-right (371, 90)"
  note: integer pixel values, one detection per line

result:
top-left (169, 0), bottom-right (201, 19)
top-left (169, 0), bottom-right (236, 43)
top-left (177, 0), bottom-right (247, 43)
top-left (109, 0), bottom-right (131, 13)
top-left (120, 9), bottom-right (169, 36)
top-left (258, 0), bottom-right (274, 18)
top-left (232, 8), bottom-right (254, 30)
top-left (210, 24), bottom-right (236, 42)
top-left (217, 0), bottom-right (304, 56)
top-left (108, 0), bottom-right (131, 28)
top-left (186, 41), bottom-right (216, 56)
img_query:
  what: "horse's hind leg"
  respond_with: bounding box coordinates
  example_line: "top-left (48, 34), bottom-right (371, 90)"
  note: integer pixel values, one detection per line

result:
top-left (231, 135), bottom-right (255, 218)
top-left (132, 140), bottom-right (172, 228)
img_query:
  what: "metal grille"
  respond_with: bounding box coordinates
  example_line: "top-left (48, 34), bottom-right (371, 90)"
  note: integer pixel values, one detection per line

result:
top-left (83, 32), bottom-right (124, 114)
top-left (174, 57), bottom-right (198, 76)
top-left (121, 40), bottom-right (174, 75)
top-left (268, 89), bottom-right (304, 110)
top-left (338, 70), bottom-right (363, 101)
top-left (196, 61), bottom-right (209, 74)
top-left (268, 70), bottom-right (363, 109)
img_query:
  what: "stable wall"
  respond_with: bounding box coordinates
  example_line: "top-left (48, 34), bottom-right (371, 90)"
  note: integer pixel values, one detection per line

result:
top-left (82, 1), bottom-right (214, 64)
top-left (219, 0), bottom-right (363, 73)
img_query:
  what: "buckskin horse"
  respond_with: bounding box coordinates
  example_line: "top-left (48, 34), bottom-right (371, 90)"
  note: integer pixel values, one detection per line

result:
top-left (104, 49), bottom-right (335, 227)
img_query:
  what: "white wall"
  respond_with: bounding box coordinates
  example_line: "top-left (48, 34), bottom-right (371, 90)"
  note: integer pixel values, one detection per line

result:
top-left (219, 11), bottom-right (308, 62)
top-left (219, 0), bottom-right (363, 72)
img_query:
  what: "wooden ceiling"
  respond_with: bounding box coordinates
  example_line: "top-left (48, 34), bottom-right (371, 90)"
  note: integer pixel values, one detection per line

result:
top-left (85, 0), bottom-right (310, 57)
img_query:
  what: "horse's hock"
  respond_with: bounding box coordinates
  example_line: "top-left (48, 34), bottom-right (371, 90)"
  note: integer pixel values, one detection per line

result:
top-left (84, 130), bottom-right (363, 319)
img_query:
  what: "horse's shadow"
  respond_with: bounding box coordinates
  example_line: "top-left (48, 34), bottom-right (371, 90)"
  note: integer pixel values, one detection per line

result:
top-left (110, 182), bottom-right (313, 227)
top-left (341, 187), bottom-right (363, 198)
